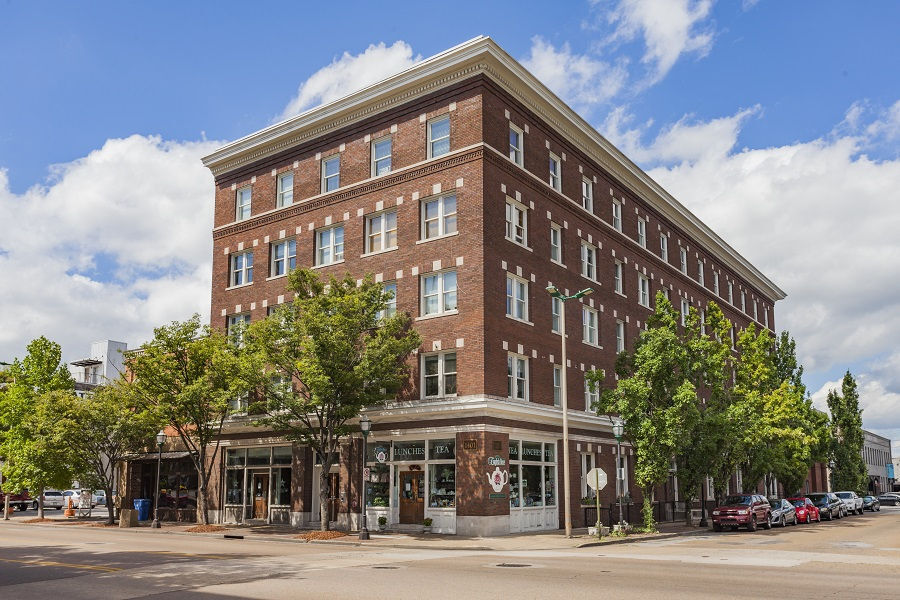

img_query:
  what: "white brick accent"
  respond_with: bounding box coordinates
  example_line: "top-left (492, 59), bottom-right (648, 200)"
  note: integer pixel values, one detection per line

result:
top-left (220, 309), bottom-right (227, 317)
top-left (357, 208), bottom-right (364, 217)
top-left (411, 266), bottom-right (419, 276)
top-left (279, 230), bottom-right (286, 239)
top-left (237, 242), bottom-right (244, 251)
top-left (432, 340), bottom-right (442, 351)
top-left (390, 124), bottom-right (398, 133)
top-left (250, 302), bottom-right (256, 310)
top-left (456, 338), bottom-right (464, 348)
top-left (235, 304), bottom-right (242, 313)
top-left (395, 269), bottom-right (403, 279)
top-left (339, 143), bottom-right (345, 152)
top-left (250, 176), bottom-right (257, 183)
top-left (433, 183), bottom-right (441, 194)
top-left (277, 295), bottom-right (285, 304)
top-left (455, 178), bottom-right (463, 188)
top-left (517, 343), bottom-right (524, 354)
top-left (375, 273), bottom-right (383, 283)
top-left (271, 169), bottom-right (277, 177)
top-left (433, 260), bottom-right (442, 271)
top-left (502, 340), bottom-right (509, 350)
top-left (449, 102), bottom-right (456, 111)
top-left (455, 256), bottom-right (464, 266)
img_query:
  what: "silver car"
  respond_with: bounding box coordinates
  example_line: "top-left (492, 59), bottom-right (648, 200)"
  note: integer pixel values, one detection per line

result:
top-left (32, 489), bottom-right (65, 510)
top-left (768, 498), bottom-right (797, 527)
top-left (835, 491), bottom-right (864, 515)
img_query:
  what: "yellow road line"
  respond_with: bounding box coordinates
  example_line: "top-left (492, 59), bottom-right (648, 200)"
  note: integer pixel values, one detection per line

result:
top-left (135, 550), bottom-right (230, 560)
top-left (0, 557), bottom-right (121, 573)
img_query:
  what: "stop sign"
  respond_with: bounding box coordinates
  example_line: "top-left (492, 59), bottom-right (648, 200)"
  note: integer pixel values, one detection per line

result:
top-left (586, 467), bottom-right (608, 490)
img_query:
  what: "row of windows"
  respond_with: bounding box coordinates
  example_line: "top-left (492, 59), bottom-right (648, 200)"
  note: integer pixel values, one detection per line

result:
top-left (233, 115), bottom-right (451, 223)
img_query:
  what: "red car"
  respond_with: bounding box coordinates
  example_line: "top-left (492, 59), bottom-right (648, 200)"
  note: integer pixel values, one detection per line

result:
top-left (712, 494), bottom-right (773, 531)
top-left (788, 497), bottom-right (820, 523)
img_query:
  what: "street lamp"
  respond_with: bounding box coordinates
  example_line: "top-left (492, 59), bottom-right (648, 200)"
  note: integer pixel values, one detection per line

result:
top-left (612, 419), bottom-right (625, 532)
top-left (151, 430), bottom-right (165, 529)
top-left (546, 284), bottom-right (593, 538)
top-left (358, 414), bottom-right (372, 541)
top-left (828, 459), bottom-right (836, 492)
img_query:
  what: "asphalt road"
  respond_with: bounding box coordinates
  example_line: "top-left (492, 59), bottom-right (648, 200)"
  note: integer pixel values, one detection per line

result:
top-left (1, 506), bottom-right (898, 599)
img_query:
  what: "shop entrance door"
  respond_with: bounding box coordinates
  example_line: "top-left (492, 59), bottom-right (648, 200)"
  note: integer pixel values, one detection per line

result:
top-left (252, 473), bottom-right (269, 520)
top-left (399, 471), bottom-right (424, 524)
top-left (327, 472), bottom-right (341, 522)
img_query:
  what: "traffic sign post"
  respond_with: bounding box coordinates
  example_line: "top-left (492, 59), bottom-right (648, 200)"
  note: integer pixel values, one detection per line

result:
top-left (586, 467), bottom-right (608, 539)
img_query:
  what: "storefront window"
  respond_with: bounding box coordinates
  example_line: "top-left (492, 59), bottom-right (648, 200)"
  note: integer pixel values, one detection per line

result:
top-left (522, 464), bottom-right (543, 506)
top-left (429, 439), bottom-right (455, 460)
top-left (509, 440), bottom-right (520, 461)
top-left (272, 446), bottom-right (292, 465)
top-left (429, 464), bottom-right (456, 508)
top-left (509, 465), bottom-right (521, 508)
top-left (226, 448), bottom-right (246, 466)
top-left (543, 443), bottom-right (556, 462)
top-left (522, 441), bottom-right (542, 462)
top-left (272, 467), bottom-right (291, 505)
top-left (247, 447), bottom-right (270, 465)
top-left (544, 465), bottom-right (556, 506)
top-left (393, 440), bottom-right (426, 461)
top-left (366, 463), bottom-right (390, 507)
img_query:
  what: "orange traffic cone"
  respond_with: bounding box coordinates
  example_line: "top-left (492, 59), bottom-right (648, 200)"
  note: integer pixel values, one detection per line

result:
top-left (64, 497), bottom-right (75, 517)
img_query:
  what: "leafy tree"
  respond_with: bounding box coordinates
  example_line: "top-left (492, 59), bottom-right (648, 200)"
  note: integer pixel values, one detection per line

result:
top-left (246, 269), bottom-right (421, 531)
top-left (44, 380), bottom-right (161, 524)
top-left (125, 315), bottom-right (253, 524)
top-left (827, 371), bottom-right (868, 493)
top-left (0, 337), bottom-right (75, 518)
top-left (589, 292), bottom-right (699, 531)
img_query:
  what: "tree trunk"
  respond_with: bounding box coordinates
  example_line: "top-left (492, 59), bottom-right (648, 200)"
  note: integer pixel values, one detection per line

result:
top-left (683, 494), bottom-right (695, 526)
top-left (37, 493), bottom-right (44, 519)
top-left (196, 480), bottom-right (209, 525)
top-left (642, 488), bottom-right (656, 532)
top-left (319, 466), bottom-right (330, 531)
top-left (3, 493), bottom-right (9, 520)
top-left (105, 485), bottom-right (115, 525)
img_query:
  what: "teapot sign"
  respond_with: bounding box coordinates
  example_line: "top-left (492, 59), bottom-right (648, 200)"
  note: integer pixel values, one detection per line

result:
top-left (487, 466), bottom-right (509, 493)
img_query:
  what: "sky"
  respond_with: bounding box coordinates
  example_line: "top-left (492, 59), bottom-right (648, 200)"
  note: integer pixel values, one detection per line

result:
top-left (1, 1), bottom-right (899, 452)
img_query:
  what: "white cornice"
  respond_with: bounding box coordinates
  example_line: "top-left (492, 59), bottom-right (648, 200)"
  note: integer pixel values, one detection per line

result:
top-left (202, 35), bottom-right (785, 302)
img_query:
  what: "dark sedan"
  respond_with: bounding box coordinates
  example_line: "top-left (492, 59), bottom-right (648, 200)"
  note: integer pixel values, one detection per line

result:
top-left (807, 492), bottom-right (843, 520)
top-left (768, 498), bottom-right (797, 527)
top-left (878, 493), bottom-right (900, 506)
top-left (862, 495), bottom-right (881, 511)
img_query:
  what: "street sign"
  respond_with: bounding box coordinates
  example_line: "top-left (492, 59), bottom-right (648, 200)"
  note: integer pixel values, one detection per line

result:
top-left (586, 467), bottom-right (608, 491)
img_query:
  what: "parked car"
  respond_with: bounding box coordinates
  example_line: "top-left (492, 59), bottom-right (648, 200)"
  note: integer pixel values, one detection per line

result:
top-left (835, 491), bottom-right (864, 515)
top-left (787, 497), bottom-right (820, 523)
top-left (768, 498), bottom-right (797, 527)
top-left (32, 489), bottom-right (65, 510)
top-left (711, 494), bottom-right (773, 531)
top-left (877, 492), bottom-right (900, 506)
top-left (862, 495), bottom-right (881, 511)
top-left (4, 490), bottom-right (32, 512)
top-left (92, 490), bottom-right (106, 506)
top-left (63, 489), bottom-right (96, 509)
top-left (807, 492), bottom-right (844, 520)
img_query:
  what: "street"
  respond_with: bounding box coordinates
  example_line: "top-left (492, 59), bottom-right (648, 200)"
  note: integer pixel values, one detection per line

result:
top-left (1, 508), bottom-right (898, 599)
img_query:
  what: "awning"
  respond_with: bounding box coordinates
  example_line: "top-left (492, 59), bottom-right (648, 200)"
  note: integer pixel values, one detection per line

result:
top-left (125, 451), bottom-right (193, 462)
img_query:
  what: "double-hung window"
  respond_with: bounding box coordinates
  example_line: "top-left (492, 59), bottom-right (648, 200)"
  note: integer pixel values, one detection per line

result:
top-left (637, 218), bottom-right (647, 248)
top-left (581, 177), bottom-right (593, 212)
top-left (551, 296), bottom-right (562, 334)
top-left (614, 261), bottom-right (623, 294)
top-left (714, 272), bottom-right (720, 296)
top-left (423, 351), bottom-right (457, 398)
top-left (585, 376), bottom-right (598, 412)
top-left (421, 269), bottom-right (457, 316)
top-left (680, 247), bottom-right (688, 274)
top-left (612, 200), bottom-right (622, 231)
top-left (276, 173), bottom-right (293, 208)
top-left (553, 365), bottom-right (562, 407)
top-left (549, 153), bottom-right (561, 191)
top-left (681, 299), bottom-right (690, 326)
top-left (638, 274), bottom-right (650, 307)
top-left (660, 233), bottom-right (668, 262)
top-left (230, 251), bottom-right (253, 287)
top-left (236, 187), bottom-right (251, 221)
top-left (698, 260), bottom-right (704, 286)
top-left (270, 239), bottom-right (296, 277)
top-left (507, 354), bottom-right (529, 402)
top-left (728, 281), bottom-right (734, 304)
top-left (741, 290), bottom-right (747, 313)
top-left (371, 137), bottom-right (392, 176)
top-left (582, 306), bottom-right (599, 346)
top-left (321, 156), bottom-right (340, 192)
top-left (366, 210), bottom-right (398, 254)
top-left (428, 115), bottom-right (450, 158)
top-left (226, 313), bottom-right (250, 340)
top-left (581, 241), bottom-right (597, 280)
top-left (377, 282), bottom-right (397, 320)
top-left (315, 225), bottom-right (344, 266)
top-left (505, 200), bottom-right (527, 246)
top-left (616, 319), bottom-right (625, 353)
top-left (753, 299), bottom-right (758, 321)
top-left (550, 224), bottom-right (562, 263)
top-left (509, 124), bottom-right (523, 166)
top-left (421, 194), bottom-right (457, 239)
top-left (764, 307), bottom-right (769, 329)
top-left (506, 274), bottom-right (529, 322)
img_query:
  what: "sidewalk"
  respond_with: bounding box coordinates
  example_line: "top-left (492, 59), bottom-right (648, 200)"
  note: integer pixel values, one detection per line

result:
top-left (2, 513), bottom-right (710, 551)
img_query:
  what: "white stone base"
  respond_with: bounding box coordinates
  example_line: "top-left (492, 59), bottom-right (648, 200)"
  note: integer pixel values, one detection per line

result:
top-left (455, 514), bottom-right (510, 537)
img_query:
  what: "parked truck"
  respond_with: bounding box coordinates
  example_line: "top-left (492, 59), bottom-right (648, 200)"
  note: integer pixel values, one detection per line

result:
top-left (6, 490), bottom-right (33, 512)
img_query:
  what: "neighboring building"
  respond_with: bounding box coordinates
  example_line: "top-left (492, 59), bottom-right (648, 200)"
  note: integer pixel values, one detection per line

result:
top-left (68, 340), bottom-right (128, 397)
top-left (862, 430), bottom-right (893, 495)
top-left (197, 36), bottom-right (784, 535)
top-left (892, 457), bottom-right (899, 492)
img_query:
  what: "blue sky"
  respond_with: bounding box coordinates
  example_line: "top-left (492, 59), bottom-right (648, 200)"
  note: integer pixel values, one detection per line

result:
top-left (1, 1), bottom-right (899, 448)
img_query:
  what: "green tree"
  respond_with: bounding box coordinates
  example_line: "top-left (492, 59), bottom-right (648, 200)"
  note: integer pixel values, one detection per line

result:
top-left (246, 269), bottom-right (421, 531)
top-left (0, 337), bottom-right (75, 518)
top-left (827, 371), bottom-right (868, 494)
top-left (125, 315), bottom-right (253, 524)
top-left (589, 292), bottom-right (699, 532)
top-left (45, 380), bottom-right (161, 524)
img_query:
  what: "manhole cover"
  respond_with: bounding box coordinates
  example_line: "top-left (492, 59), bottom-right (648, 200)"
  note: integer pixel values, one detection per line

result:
top-left (496, 563), bottom-right (531, 568)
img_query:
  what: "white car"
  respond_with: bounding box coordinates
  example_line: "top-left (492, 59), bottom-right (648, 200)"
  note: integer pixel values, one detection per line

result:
top-left (32, 489), bottom-right (65, 510)
top-left (62, 489), bottom-right (96, 509)
top-left (835, 491), bottom-right (864, 515)
top-left (92, 490), bottom-right (106, 506)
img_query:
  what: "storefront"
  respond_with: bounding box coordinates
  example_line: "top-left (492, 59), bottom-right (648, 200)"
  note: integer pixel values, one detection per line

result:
top-left (508, 439), bottom-right (558, 532)
top-left (222, 445), bottom-right (292, 524)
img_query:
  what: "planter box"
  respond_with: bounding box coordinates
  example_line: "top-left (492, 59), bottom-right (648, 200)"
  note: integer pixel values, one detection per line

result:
top-left (588, 526), bottom-right (610, 537)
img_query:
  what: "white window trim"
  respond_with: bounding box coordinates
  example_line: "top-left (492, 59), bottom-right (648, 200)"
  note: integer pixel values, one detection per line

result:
top-left (584, 375), bottom-right (599, 413)
top-left (638, 274), bottom-right (650, 308)
top-left (507, 353), bottom-right (530, 402)
top-left (315, 224), bottom-right (345, 267)
top-left (371, 136), bottom-right (392, 177)
top-left (235, 186), bottom-right (251, 222)
top-left (418, 268), bottom-right (458, 319)
top-left (365, 209), bottom-right (399, 255)
top-left (714, 272), bottom-right (720, 296)
top-left (321, 155), bottom-right (340, 193)
top-left (549, 223), bottom-right (564, 266)
top-left (697, 260), bottom-right (704, 286)
top-left (276, 173), bottom-right (293, 208)
top-left (580, 241), bottom-right (597, 282)
top-left (614, 260), bottom-right (624, 295)
top-left (420, 194), bottom-right (458, 241)
top-left (616, 319), bottom-right (625, 353)
top-left (229, 251), bottom-right (253, 288)
top-left (680, 247), bottom-right (688, 275)
top-left (637, 217), bottom-right (646, 248)
top-left (612, 200), bottom-right (622, 232)
top-left (505, 273), bottom-right (530, 324)
top-left (509, 123), bottom-right (524, 167)
top-left (581, 176), bottom-right (593, 213)
top-left (269, 238), bottom-right (296, 278)
top-left (226, 313), bottom-right (251, 340)
top-left (421, 351), bottom-right (457, 399)
top-left (505, 198), bottom-right (529, 248)
top-left (553, 365), bottom-right (562, 407)
top-left (549, 152), bottom-right (561, 191)
top-left (582, 305), bottom-right (599, 347)
top-left (551, 295), bottom-right (562, 335)
top-left (660, 233), bottom-right (668, 263)
top-left (681, 299), bottom-right (690, 326)
top-left (427, 114), bottom-right (451, 159)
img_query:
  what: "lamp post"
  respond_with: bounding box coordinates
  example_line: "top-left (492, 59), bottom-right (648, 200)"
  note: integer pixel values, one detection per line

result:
top-left (358, 414), bottom-right (371, 541)
top-left (151, 430), bottom-right (165, 529)
top-left (612, 419), bottom-right (625, 532)
top-left (546, 284), bottom-right (593, 538)
top-left (699, 477), bottom-right (709, 528)
top-left (828, 459), bottom-right (836, 492)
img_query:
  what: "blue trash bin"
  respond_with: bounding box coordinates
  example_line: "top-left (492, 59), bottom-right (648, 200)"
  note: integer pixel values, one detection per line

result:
top-left (133, 499), bottom-right (151, 521)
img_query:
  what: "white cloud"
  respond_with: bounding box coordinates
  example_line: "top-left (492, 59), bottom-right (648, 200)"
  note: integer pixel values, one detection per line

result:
top-left (0, 135), bottom-right (220, 362)
top-left (605, 101), bottom-right (900, 443)
top-left (279, 41), bottom-right (421, 121)
top-left (602, 0), bottom-right (716, 84)
top-left (810, 375), bottom-right (900, 448)
top-left (521, 37), bottom-right (628, 111)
